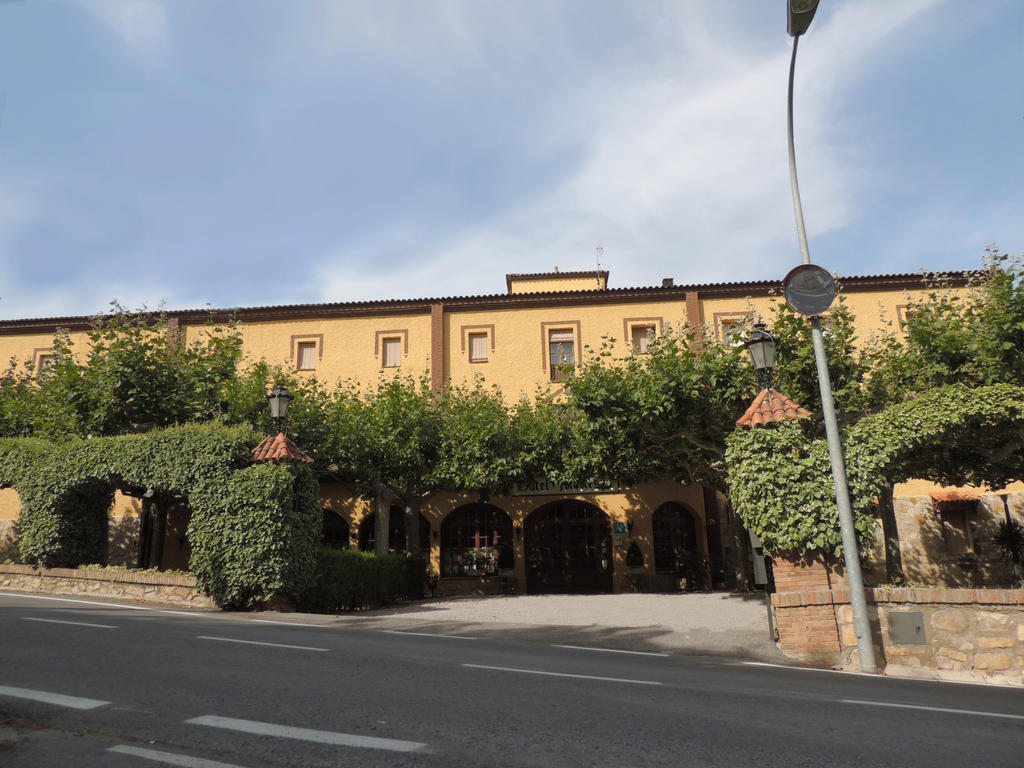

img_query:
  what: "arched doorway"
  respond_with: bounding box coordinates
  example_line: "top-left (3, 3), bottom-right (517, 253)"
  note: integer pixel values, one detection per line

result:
top-left (359, 506), bottom-right (430, 553)
top-left (652, 502), bottom-right (700, 581)
top-left (524, 500), bottom-right (612, 594)
top-left (440, 503), bottom-right (512, 576)
top-left (322, 509), bottom-right (350, 550)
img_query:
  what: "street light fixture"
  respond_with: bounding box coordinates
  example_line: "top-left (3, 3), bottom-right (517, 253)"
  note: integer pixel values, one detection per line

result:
top-left (783, 1), bottom-right (878, 673)
top-left (266, 386), bottom-right (293, 434)
top-left (744, 323), bottom-right (777, 390)
top-left (787, 0), bottom-right (820, 37)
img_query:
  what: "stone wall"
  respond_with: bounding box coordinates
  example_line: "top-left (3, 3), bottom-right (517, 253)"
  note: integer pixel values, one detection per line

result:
top-left (0, 563), bottom-right (215, 609)
top-left (771, 556), bottom-right (1024, 684)
top-left (836, 588), bottom-right (1024, 684)
top-left (862, 491), bottom-right (1023, 588)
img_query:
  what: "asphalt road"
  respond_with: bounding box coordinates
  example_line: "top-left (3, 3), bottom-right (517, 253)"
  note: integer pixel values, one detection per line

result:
top-left (1, 592), bottom-right (1022, 768)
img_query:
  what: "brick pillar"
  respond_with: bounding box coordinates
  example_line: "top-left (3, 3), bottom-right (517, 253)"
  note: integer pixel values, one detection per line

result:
top-left (165, 315), bottom-right (181, 344)
top-left (771, 552), bottom-right (846, 664)
top-left (430, 303), bottom-right (445, 393)
top-left (771, 553), bottom-right (848, 592)
top-left (684, 290), bottom-right (703, 342)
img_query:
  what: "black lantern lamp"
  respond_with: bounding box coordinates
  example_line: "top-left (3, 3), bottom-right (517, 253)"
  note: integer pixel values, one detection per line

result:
top-left (267, 386), bottom-right (293, 433)
top-left (744, 323), bottom-right (777, 390)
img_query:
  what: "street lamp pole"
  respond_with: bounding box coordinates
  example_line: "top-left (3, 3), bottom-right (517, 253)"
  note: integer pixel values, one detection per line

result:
top-left (786, 1), bottom-right (877, 672)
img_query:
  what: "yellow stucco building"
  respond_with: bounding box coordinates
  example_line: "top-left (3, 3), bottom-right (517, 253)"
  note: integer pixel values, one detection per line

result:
top-left (4, 268), bottom-right (1018, 594)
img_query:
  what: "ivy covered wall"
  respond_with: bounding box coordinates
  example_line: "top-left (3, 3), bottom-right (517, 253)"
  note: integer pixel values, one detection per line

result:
top-left (0, 423), bottom-right (320, 608)
top-left (726, 384), bottom-right (1024, 558)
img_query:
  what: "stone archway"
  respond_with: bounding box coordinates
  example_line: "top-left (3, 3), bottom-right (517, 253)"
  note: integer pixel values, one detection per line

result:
top-left (651, 501), bottom-right (699, 573)
top-left (322, 509), bottom-right (350, 550)
top-left (359, 506), bottom-right (430, 554)
top-left (524, 500), bottom-right (612, 594)
top-left (439, 503), bottom-right (512, 577)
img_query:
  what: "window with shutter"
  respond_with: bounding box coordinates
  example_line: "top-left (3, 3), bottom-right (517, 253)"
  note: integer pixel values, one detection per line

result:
top-left (631, 325), bottom-right (653, 354)
top-left (297, 341), bottom-right (317, 371)
top-left (382, 337), bottom-right (402, 368)
top-left (468, 332), bottom-right (489, 362)
top-left (548, 329), bottom-right (576, 381)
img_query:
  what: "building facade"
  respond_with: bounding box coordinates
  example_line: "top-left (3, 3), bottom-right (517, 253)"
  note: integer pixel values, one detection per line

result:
top-left (4, 269), bottom-right (1018, 595)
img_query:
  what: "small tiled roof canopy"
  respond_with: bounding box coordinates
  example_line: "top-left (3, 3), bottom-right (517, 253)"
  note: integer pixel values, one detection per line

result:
top-left (251, 432), bottom-right (314, 464)
top-left (736, 388), bottom-right (812, 428)
top-left (930, 488), bottom-right (980, 505)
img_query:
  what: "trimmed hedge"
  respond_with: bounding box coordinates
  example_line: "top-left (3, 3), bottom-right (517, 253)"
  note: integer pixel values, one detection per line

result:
top-left (302, 548), bottom-right (426, 613)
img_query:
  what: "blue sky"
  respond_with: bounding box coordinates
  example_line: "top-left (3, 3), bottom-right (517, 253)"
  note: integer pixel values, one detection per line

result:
top-left (0, 0), bottom-right (1020, 320)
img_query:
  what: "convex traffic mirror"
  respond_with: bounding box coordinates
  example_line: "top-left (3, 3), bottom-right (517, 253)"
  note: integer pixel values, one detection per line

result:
top-left (783, 263), bottom-right (836, 317)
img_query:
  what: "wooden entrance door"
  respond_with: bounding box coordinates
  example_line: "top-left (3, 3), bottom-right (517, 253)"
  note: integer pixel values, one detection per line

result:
top-left (524, 501), bottom-right (612, 594)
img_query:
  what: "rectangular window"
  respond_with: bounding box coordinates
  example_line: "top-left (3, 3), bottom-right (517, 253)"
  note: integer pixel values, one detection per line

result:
top-left (720, 319), bottom-right (746, 347)
top-left (548, 329), bottom-right (575, 381)
top-left (631, 325), bottom-right (654, 354)
top-left (940, 506), bottom-right (974, 557)
top-left (382, 337), bottom-right (402, 368)
top-left (468, 332), bottom-right (489, 363)
top-left (296, 341), bottom-right (317, 371)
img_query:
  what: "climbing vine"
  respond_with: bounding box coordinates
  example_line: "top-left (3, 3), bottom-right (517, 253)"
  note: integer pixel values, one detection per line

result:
top-left (0, 423), bottom-right (320, 609)
top-left (726, 384), bottom-right (1024, 557)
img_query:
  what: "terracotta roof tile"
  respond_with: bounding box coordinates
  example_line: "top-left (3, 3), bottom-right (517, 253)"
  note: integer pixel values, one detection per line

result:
top-left (251, 432), bottom-right (314, 464)
top-left (930, 488), bottom-right (980, 503)
top-left (736, 388), bottom-right (812, 428)
top-left (0, 270), bottom-right (980, 328)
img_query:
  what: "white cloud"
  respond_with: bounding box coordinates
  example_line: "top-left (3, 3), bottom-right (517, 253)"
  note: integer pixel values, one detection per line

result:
top-left (312, 0), bottom-right (947, 301)
top-left (70, 0), bottom-right (169, 62)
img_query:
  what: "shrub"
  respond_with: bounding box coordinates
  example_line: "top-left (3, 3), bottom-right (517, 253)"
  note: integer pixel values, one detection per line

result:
top-left (302, 548), bottom-right (425, 612)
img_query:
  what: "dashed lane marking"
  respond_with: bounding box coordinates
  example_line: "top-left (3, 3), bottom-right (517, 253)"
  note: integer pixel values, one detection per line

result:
top-left (0, 685), bottom-right (109, 710)
top-left (185, 715), bottom-right (427, 753)
top-left (463, 663), bottom-right (663, 686)
top-left (196, 636), bottom-right (329, 652)
top-left (250, 619), bottom-right (325, 628)
top-left (381, 630), bottom-right (477, 640)
top-left (0, 592), bottom-right (202, 617)
top-left (108, 745), bottom-right (248, 768)
top-left (553, 644), bottom-right (669, 657)
top-left (841, 699), bottom-right (1024, 721)
top-left (23, 616), bottom-right (117, 629)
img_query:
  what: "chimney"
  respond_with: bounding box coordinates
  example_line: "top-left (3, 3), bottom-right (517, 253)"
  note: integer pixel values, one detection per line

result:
top-left (661, 278), bottom-right (674, 287)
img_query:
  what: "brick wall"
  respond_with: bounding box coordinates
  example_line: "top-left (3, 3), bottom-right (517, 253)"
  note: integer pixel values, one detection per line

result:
top-left (771, 553), bottom-right (848, 593)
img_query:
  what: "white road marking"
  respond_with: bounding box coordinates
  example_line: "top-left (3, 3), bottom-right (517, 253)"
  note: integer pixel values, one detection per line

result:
top-left (735, 661), bottom-right (1017, 688)
top-left (841, 699), bottom-right (1024, 721)
top-left (108, 745), bottom-right (248, 768)
top-left (553, 644), bottom-right (669, 657)
top-left (463, 663), bottom-right (663, 686)
top-left (250, 619), bottom-right (325, 628)
top-left (0, 592), bottom-right (202, 617)
top-left (22, 616), bottom-right (117, 629)
top-left (736, 661), bottom-right (881, 679)
top-left (196, 636), bottom-right (328, 652)
top-left (185, 715), bottom-right (426, 753)
top-left (0, 685), bottom-right (109, 710)
top-left (381, 630), bottom-right (477, 640)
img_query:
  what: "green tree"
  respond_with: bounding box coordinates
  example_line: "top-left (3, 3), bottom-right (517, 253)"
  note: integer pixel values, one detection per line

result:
top-left (856, 250), bottom-right (1024, 581)
top-left (1, 306), bottom-right (245, 440)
